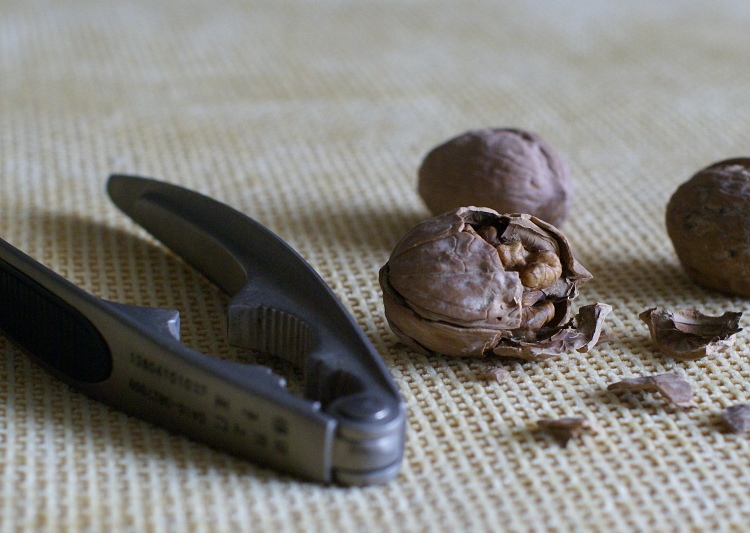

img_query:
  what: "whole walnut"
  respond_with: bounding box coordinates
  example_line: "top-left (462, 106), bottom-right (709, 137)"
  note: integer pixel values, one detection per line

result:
top-left (379, 207), bottom-right (610, 361)
top-left (666, 158), bottom-right (750, 297)
top-left (417, 128), bottom-right (572, 227)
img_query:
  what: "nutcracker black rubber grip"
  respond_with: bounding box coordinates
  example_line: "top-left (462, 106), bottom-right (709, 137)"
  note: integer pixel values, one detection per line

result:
top-left (0, 254), bottom-right (112, 383)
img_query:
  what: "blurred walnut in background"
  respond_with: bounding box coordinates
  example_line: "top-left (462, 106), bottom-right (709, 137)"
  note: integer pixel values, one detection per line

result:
top-left (417, 128), bottom-right (572, 227)
top-left (666, 158), bottom-right (750, 297)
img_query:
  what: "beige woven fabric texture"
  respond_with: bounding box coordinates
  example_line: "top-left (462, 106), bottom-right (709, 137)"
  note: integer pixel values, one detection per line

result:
top-left (2, 1), bottom-right (750, 531)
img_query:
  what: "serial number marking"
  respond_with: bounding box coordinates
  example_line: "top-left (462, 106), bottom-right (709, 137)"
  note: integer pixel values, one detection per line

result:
top-left (128, 378), bottom-right (207, 425)
top-left (130, 352), bottom-right (208, 396)
top-left (127, 378), bottom-right (290, 455)
top-left (128, 378), bottom-right (172, 408)
top-left (176, 401), bottom-right (208, 425)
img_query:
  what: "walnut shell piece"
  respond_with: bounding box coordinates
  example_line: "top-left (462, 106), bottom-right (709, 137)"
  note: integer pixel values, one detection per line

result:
top-left (494, 302), bottom-right (612, 360)
top-left (666, 158), bottom-right (750, 296)
top-left (535, 417), bottom-right (598, 448)
top-left (639, 307), bottom-right (742, 361)
top-left (417, 128), bottom-right (572, 227)
top-left (481, 365), bottom-right (510, 384)
top-left (379, 207), bottom-right (610, 361)
top-left (722, 404), bottom-right (750, 433)
top-left (607, 373), bottom-right (695, 409)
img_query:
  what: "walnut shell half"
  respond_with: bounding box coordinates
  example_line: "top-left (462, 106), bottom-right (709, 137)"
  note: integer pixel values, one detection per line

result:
top-left (379, 207), bottom-right (610, 361)
top-left (639, 307), bottom-right (742, 361)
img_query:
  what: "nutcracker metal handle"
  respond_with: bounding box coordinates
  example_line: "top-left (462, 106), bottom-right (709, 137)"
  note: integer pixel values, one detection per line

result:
top-left (0, 175), bottom-right (406, 486)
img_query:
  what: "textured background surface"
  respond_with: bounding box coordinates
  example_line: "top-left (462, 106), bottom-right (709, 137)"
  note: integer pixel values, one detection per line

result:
top-left (2, 1), bottom-right (750, 531)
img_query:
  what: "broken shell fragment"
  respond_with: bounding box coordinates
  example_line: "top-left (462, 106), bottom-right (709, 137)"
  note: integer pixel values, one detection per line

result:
top-left (379, 207), bottom-right (610, 361)
top-left (493, 302), bottom-right (612, 360)
top-left (536, 417), bottom-right (597, 447)
top-left (639, 307), bottom-right (742, 361)
top-left (480, 365), bottom-right (510, 384)
top-left (607, 373), bottom-right (695, 409)
top-left (722, 404), bottom-right (750, 433)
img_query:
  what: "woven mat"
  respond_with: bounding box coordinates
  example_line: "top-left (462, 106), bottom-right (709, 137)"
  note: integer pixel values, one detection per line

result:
top-left (3, 1), bottom-right (750, 531)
